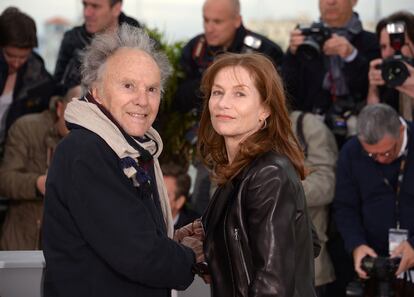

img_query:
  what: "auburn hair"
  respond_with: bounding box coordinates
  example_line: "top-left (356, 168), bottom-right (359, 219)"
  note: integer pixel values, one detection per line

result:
top-left (197, 52), bottom-right (305, 185)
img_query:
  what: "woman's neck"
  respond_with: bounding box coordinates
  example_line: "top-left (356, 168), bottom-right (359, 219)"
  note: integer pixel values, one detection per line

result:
top-left (225, 138), bottom-right (240, 165)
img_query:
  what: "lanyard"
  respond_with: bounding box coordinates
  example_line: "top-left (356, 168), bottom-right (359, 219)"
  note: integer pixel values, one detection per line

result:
top-left (380, 149), bottom-right (408, 229)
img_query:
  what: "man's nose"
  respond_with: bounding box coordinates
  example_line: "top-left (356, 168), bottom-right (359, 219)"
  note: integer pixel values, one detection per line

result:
top-left (84, 6), bottom-right (93, 17)
top-left (132, 89), bottom-right (149, 106)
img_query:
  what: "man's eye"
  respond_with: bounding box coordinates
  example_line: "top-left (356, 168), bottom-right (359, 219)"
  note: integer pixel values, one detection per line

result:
top-left (124, 83), bottom-right (133, 89)
top-left (148, 87), bottom-right (158, 93)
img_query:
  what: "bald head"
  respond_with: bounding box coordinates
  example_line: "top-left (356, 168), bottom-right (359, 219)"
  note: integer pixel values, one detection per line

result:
top-left (202, 0), bottom-right (242, 48)
top-left (203, 0), bottom-right (240, 15)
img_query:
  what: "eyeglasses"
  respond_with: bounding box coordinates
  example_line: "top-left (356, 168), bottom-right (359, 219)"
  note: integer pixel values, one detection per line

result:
top-left (364, 142), bottom-right (397, 160)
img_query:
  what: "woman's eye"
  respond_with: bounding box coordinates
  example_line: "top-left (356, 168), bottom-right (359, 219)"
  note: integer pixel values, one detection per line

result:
top-left (211, 90), bottom-right (222, 96)
top-left (235, 92), bottom-right (245, 97)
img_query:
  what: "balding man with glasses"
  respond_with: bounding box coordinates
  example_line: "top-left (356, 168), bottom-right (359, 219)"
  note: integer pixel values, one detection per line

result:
top-left (333, 103), bottom-right (414, 284)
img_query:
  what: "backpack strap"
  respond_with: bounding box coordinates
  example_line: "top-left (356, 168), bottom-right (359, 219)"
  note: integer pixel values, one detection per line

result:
top-left (296, 112), bottom-right (308, 158)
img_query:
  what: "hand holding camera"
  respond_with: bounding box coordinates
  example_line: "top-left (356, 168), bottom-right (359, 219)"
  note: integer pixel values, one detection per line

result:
top-left (375, 22), bottom-right (414, 88)
top-left (353, 244), bottom-right (378, 279)
top-left (323, 33), bottom-right (355, 58)
top-left (390, 240), bottom-right (414, 276)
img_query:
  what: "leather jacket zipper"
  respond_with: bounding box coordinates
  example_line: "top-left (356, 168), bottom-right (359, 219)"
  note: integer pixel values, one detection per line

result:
top-left (234, 228), bottom-right (251, 285)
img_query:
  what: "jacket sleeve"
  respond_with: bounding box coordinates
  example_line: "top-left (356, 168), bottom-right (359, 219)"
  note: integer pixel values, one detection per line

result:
top-left (243, 163), bottom-right (299, 297)
top-left (53, 31), bottom-right (75, 84)
top-left (333, 144), bottom-right (367, 253)
top-left (343, 33), bottom-right (380, 104)
top-left (301, 114), bottom-right (338, 207)
top-left (56, 138), bottom-right (195, 289)
top-left (0, 119), bottom-right (41, 200)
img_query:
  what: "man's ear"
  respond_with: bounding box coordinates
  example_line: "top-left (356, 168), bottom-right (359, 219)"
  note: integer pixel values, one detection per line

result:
top-left (235, 14), bottom-right (242, 29)
top-left (111, 1), bottom-right (122, 19)
top-left (175, 195), bottom-right (186, 211)
top-left (56, 101), bottom-right (64, 118)
top-left (91, 87), bottom-right (103, 104)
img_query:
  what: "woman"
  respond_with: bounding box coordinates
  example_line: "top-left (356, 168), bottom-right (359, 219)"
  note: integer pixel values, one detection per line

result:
top-left (42, 25), bottom-right (201, 297)
top-left (0, 7), bottom-right (53, 149)
top-left (197, 52), bottom-right (317, 297)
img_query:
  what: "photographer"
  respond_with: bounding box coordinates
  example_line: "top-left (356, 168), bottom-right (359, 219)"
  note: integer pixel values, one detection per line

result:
top-left (333, 104), bottom-right (414, 291)
top-left (367, 11), bottom-right (414, 120)
top-left (282, 0), bottom-right (379, 145)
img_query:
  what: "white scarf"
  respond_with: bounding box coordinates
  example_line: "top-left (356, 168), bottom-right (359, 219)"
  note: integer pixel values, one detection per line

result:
top-left (65, 98), bottom-right (174, 238)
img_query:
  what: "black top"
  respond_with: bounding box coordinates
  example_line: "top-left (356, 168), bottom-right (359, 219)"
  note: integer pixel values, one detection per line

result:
top-left (282, 29), bottom-right (380, 114)
top-left (175, 24), bottom-right (284, 114)
top-left (0, 51), bottom-right (53, 138)
top-left (53, 12), bottom-right (141, 88)
top-left (42, 125), bottom-right (195, 297)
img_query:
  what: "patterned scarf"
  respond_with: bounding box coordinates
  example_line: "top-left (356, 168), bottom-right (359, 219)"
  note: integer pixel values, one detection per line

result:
top-left (322, 12), bottom-right (363, 97)
top-left (64, 96), bottom-right (174, 238)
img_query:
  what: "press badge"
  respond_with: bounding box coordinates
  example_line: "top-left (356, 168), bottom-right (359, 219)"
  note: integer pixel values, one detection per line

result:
top-left (389, 228), bottom-right (409, 254)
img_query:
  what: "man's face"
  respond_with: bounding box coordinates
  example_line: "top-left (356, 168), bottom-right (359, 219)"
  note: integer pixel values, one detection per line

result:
top-left (360, 130), bottom-right (403, 164)
top-left (92, 48), bottom-right (161, 137)
top-left (379, 28), bottom-right (414, 59)
top-left (202, 0), bottom-right (242, 48)
top-left (319, 0), bottom-right (357, 27)
top-left (82, 0), bottom-right (121, 34)
top-left (2, 46), bottom-right (32, 74)
top-left (163, 175), bottom-right (185, 217)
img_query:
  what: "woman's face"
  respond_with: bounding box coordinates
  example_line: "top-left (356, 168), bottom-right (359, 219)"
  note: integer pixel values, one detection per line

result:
top-left (209, 65), bottom-right (269, 144)
top-left (2, 46), bottom-right (32, 74)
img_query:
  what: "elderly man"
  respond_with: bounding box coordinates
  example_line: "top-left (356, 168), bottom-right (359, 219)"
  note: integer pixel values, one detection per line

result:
top-left (367, 11), bottom-right (414, 120)
top-left (176, 0), bottom-right (283, 114)
top-left (0, 86), bottom-right (78, 250)
top-left (283, 0), bottom-right (379, 145)
top-left (53, 0), bottom-right (141, 88)
top-left (334, 104), bottom-right (414, 283)
top-left (42, 25), bottom-right (203, 297)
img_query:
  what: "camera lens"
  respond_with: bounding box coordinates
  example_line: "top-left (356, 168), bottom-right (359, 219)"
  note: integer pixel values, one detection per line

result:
top-left (381, 59), bottom-right (409, 88)
top-left (297, 39), bottom-right (321, 61)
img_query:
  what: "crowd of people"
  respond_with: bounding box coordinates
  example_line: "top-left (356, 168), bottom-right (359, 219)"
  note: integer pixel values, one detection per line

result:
top-left (0, 0), bottom-right (414, 296)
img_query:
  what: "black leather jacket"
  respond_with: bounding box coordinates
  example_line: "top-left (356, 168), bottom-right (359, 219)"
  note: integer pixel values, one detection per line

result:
top-left (203, 151), bottom-right (316, 297)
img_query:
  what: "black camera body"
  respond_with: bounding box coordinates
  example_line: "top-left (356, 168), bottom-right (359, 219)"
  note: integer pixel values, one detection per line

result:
top-left (361, 256), bottom-right (400, 281)
top-left (346, 256), bottom-right (401, 297)
top-left (376, 22), bottom-right (414, 88)
top-left (297, 22), bottom-right (332, 60)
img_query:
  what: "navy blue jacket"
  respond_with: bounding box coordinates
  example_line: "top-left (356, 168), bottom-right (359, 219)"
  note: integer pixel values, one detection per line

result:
top-left (42, 125), bottom-right (195, 297)
top-left (333, 122), bottom-right (414, 256)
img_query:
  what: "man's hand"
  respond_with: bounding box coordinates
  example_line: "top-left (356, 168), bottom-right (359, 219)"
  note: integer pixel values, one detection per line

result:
top-left (353, 244), bottom-right (378, 279)
top-left (323, 34), bottom-right (355, 59)
top-left (396, 63), bottom-right (414, 98)
top-left (288, 29), bottom-right (305, 55)
top-left (173, 219), bottom-right (204, 243)
top-left (36, 175), bottom-right (47, 196)
top-left (391, 240), bottom-right (414, 276)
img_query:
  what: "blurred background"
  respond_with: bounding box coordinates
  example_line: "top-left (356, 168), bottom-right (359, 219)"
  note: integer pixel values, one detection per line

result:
top-left (0, 0), bottom-right (412, 72)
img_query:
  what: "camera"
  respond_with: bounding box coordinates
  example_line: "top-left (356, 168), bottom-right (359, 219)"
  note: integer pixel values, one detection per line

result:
top-left (376, 22), bottom-right (414, 88)
top-left (296, 22), bottom-right (332, 60)
top-left (346, 256), bottom-right (401, 297)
